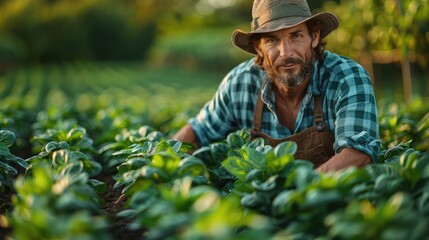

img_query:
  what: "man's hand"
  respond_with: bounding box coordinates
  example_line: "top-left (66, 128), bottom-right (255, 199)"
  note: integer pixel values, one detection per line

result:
top-left (316, 147), bottom-right (372, 173)
top-left (171, 124), bottom-right (201, 149)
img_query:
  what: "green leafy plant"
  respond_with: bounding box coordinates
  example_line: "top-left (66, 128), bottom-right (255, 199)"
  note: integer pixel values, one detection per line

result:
top-left (114, 140), bottom-right (208, 194)
top-left (27, 140), bottom-right (103, 178)
top-left (9, 162), bottom-right (110, 240)
top-left (0, 130), bottom-right (28, 193)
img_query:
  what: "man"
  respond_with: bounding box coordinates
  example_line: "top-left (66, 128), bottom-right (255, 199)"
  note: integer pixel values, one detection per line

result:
top-left (173, 0), bottom-right (381, 172)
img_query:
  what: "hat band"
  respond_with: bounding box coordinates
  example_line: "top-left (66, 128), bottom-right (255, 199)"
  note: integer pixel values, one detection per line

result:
top-left (251, 3), bottom-right (312, 30)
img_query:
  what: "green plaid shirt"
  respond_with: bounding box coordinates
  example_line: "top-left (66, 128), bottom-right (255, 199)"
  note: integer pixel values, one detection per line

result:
top-left (190, 51), bottom-right (381, 161)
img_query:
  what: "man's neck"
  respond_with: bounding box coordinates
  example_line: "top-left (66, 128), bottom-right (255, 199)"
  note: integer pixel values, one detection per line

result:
top-left (273, 78), bottom-right (310, 104)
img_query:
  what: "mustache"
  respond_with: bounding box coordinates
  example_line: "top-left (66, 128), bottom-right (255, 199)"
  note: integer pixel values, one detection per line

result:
top-left (275, 57), bottom-right (304, 68)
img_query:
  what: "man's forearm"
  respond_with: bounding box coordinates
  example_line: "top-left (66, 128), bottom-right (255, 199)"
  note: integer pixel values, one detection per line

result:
top-left (316, 147), bottom-right (372, 173)
top-left (171, 124), bottom-right (201, 149)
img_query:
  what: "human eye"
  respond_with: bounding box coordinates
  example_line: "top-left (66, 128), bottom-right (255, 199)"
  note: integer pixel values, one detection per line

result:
top-left (290, 31), bottom-right (304, 41)
top-left (262, 36), bottom-right (277, 44)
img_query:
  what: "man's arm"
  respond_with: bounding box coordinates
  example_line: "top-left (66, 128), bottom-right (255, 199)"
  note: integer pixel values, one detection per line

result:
top-left (171, 124), bottom-right (201, 149)
top-left (316, 147), bottom-right (371, 173)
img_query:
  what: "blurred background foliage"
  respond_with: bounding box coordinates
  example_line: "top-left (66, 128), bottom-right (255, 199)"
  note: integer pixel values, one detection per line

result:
top-left (0, 0), bottom-right (428, 99)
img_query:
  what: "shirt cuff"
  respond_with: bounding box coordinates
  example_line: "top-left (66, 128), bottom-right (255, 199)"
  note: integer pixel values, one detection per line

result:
top-left (189, 118), bottom-right (210, 146)
top-left (334, 131), bottom-right (381, 162)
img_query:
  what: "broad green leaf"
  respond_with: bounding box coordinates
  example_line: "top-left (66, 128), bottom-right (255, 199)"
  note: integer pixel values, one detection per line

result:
top-left (272, 190), bottom-right (303, 216)
top-left (88, 179), bottom-right (107, 194)
top-left (0, 130), bottom-right (15, 147)
top-left (55, 193), bottom-right (99, 213)
top-left (247, 137), bottom-right (265, 149)
top-left (117, 209), bottom-right (138, 218)
top-left (418, 190), bottom-right (429, 213)
top-left (383, 140), bottom-right (412, 160)
top-left (77, 138), bottom-right (94, 149)
top-left (256, 145), bottom-right (273, 154)
top-left (266, 154), bottom-right (294, 175)
top-left (60, 161), bottom-right (84, 176)
top-left (141, 141), bottom-right (158, 156)
top-left (227, 132), bottom-right (244, 148)
top-left (118, 157), bottom-right (150, 174)
top-left (417, 112), bottom-right (429, 132)
top-left (45, 141), bottom-right (60, 154)
top-left (222, 156), bottom-right (259, 182)
top-left (58, 141), bottom-right (69, 149)
top-left (7, 155), bottom-right (29, 169)
top-left (51, 149), bottom-right (67, 167)
top-left (245, 169), bottom-right (264, 182)
top-left (138, 125), bottom-right (155, 137)
top-left (179, 142), bottom-right (196, 153)
top-left (246, 147), bottom-right (266, 169)
top-left (293, 167), bottom-right (318, 190)
top-left (304, 189), bottom-right (343, 208)
top-left (374, 174), bottom-right (403, 194)
top-left (336, 167), bottom-right (371, 188)
top-left (0, 161), bottom-right (17, 175)
top-left (365, 163), bottom-right (399, 179)
top-left (179, 156), bottom-right (208, 177)
top-left (251, 175), bottom-right (278, 191)
top-left (147, 131), bottom-right (164, 141)
top-left (240, 192), bottom-right (263, 208)
top-left (274, 141), bottom-right (297, 158)
top-left (0, 146), bottom-right (10, 158)
top-left (112, 149), bottom-right (133, 156)
top-left (210, 142), bottom-right (229, 162)
top-left (192, 146), bottom-right (212, 162)
top-left (399, 149), bottom-right (419, 169)
top-left (66, 127), bottom-right (86, 141)
top-left (141, 165), bottom-right (169, 181)
top-left (167, 140), bottom-right (182, 152)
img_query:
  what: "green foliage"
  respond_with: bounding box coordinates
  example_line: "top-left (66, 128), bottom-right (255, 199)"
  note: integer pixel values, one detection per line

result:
top-left (1, 63), bottom-right (429, 239)
top-left (150, 28), bottom-right (249, 72)
top-left (0, 100), bottom-right (36, 154)
top-left (10, 162), bottom-right (110, 240)
top-left (323, 0), bottom-right (429, 67)
top-left (0, 0), bottom-right (156, 63)
top-left (114, 139), bottom-right (208, 194)
top-left (0, 130), bottom-right (28, 193)
top-left (27, 140), bottom-right (102, 177)
top-left (378, 97), bottom-right (429, 151)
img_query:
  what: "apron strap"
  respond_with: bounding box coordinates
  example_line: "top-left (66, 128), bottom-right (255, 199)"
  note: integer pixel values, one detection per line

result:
top-left (313, 94), bottom-right (324, 131)
top-left (253, 76), bottom-right (269, 132)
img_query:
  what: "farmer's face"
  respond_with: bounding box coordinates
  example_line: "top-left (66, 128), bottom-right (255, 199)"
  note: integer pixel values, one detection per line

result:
top-left (254, 23), bottom-right (320, 88)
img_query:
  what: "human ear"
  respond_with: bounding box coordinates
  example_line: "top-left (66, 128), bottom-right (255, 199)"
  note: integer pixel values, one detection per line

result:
top-left (311, 29), bottom-right (320, 48)
top-left (252, 38), bottom-right (264, 57)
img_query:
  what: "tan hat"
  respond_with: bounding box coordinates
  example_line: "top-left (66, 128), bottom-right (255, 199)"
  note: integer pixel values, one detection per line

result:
top-left (232, 0), bottom-right (339, 54)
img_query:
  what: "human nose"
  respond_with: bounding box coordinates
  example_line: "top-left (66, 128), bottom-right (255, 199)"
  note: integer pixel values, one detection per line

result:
top-left (278, 39), bottom-right (292, 57)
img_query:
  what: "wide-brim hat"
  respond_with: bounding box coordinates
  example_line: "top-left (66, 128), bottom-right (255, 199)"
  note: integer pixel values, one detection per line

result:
top-left (232, 0), bottom-right (339, 54)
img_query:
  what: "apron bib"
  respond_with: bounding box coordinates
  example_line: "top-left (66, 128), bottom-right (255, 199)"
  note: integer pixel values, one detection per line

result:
top-left (250, 85), bottom-right (335, 168)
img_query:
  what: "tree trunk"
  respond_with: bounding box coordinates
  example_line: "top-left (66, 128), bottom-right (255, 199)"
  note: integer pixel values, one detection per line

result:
top-left (401, 56), bottom-right (412, 102)
top-left (360, 51), bottom-right (375, 85)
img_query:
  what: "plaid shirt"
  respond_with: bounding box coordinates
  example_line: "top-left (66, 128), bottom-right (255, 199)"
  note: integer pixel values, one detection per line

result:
top-left (190, 51), bottom-right (381, 161)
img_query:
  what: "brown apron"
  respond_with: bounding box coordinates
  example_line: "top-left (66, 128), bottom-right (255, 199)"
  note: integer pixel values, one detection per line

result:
top-left (250, 89), bottom-right (335, 168)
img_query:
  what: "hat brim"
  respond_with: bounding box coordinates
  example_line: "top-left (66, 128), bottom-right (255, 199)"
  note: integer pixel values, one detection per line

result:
top-left (232, 12), bottom-right (339, 55)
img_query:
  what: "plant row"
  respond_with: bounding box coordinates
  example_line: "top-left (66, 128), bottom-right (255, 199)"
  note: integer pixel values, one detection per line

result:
top-left (1, 95), bottom-right (428, 239)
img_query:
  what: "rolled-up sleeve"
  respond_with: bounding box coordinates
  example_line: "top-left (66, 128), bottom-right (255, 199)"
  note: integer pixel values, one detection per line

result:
top-left (189, 76), bottom-right (236, 146)
top-left (333, 65), bottom-right (381, 161)
top-left (189, 59), bottom-right (262, 146)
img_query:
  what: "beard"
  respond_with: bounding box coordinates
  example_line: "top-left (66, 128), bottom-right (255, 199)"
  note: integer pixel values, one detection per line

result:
top-left (263, 51), bottom-right (314, 88)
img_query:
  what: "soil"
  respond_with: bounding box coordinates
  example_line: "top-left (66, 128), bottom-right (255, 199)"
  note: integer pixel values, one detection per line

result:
top-left (100, 175), bottom-right (147, 240)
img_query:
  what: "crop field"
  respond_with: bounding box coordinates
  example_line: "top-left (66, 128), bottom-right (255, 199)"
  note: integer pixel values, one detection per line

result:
top-left (1, 62), bottom-right (429, 240)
